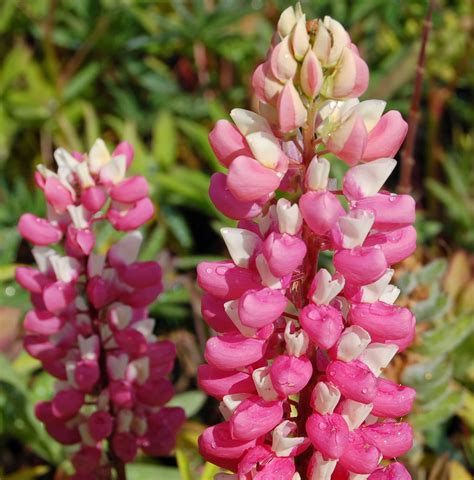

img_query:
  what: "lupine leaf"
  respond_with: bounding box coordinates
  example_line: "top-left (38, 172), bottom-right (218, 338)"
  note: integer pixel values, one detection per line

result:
top-left (415, 314), bottom-right (474, 357)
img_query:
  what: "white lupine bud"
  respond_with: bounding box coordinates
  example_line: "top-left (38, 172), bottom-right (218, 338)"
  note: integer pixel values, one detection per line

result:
top-left (311, 381), bottom-right (341, 414)
top-left (343, 158), bottom-right (397, 199)
top-left (108, 231), bottom-right (143, 265)
top-left (311, 452), bottom-right (338, 480)
top-left (277, 6), bottom-right (296, 38)
top-left (246, 131), bottom-right (282, 169)
top-left (359, 343), bottom-right (398, 377)
top-left (336, 326), bottom-right (371, 362)
top-left (88, 138), bottom-right (111, 174)
top-left (277, 198), bottom-right (303, 235)
top-left (337, 209), bottom-right (375, 249)
top-left (323, 16), bottom-right (351, 65)
top-left (292, 14), bottom-right (309, 60)
top-left (313, 20), bottom-right (331, 64)
top-left (311, 269), bottom-right (345, 305)
top-left (78, 334), bottom-right (99, 361)
top-left (300, 50), bottom-right (323, 98)
top-left (354, 100), bottom-right (386, 131)
top-left (127, 357), bottom-right (150, 385)
top-left (256, 254), bottom-right (282, 289)
top-left (220, 227), bottom-right (260, 268)
top-left (284, 321), bottom-right (309, 357)
top-left (305, 156), bottom-right (330, 190)
top-left (75, 162), bottom-right (95, 188)
top-left (230, 108), bottom-right (272, 135)
top-left (99, 154), bottom-right (126, 184)
top-left (360, 269), bottom-right (394, 303)
top-left (107, 353), bottom-right (129, 380)
top-left (272, 421), bottom-right (307, 457)
top-left (270, 36), bottom-right (298, 82)
top-left (224, 300), bottom-right (257, 337)
top-left (79, 423), bottom-right (97, 447)
top-left (87, 253), bottom-right (106, 278)
top-left (341, 400), bottom-right (373, 430)
top-left (49, 255), bottom-right (81, 283)
top-left (252, 366), bottom-right (279, 401)
top-left (379, 285), bottom-right (401, 304)
top-left (54, 147), bottom-right (79, 170)
top-left (67, 205), bottom-right (88, 229)
top-left (219, 393), bottom-right (251, 421)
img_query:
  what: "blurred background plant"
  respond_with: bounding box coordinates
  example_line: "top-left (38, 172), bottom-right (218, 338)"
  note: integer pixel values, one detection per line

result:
top-left (0, 0), bottom-right (472, 479)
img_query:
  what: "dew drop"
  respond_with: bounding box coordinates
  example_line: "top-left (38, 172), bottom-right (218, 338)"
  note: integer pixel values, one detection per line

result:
top-left (318, 422), bottom-right (327, 430)
top-left (216, 267), bottom-right (228, 276)
top-left (361, 388), bottom-right (368, 394)
top-left (205, 268), bottom-right (213, 274)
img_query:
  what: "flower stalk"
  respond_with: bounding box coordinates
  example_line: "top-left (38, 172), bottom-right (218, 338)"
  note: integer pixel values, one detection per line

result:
top-left (198, 4), bottom-right (417, 479)
top-left (16, 139), bottom-right (184, 479)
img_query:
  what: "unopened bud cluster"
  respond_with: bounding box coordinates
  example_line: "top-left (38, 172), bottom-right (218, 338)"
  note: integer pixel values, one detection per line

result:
top-left (17, 140), bottom-right (184, 479)
top-left (199, 4), bottom-right (415, 479)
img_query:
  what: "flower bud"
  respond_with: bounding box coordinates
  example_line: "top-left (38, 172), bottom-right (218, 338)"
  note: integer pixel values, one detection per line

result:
top-left (18, 214), bottom-right (62, 246)
top-left (300, 304), bottom-right (344, 350)
top-left (229, 395), bottom-right (283, 441)
top-left (204, 333), bottom-right (266, 371)
top-left (334, 246), bottom-right (388, 285)
top-left (361, 421), bottom-right (413, 458)
top-left (227, 155), bottom-right (282, 202)
top-left (343, 157), bottom-right (396, 200)
top-left (372, 378), bottom-right (416, 418)
top-left (326, 360), bottom-right (377, 404)
top-left (363, 111), bottom-right (408, 161)
top-left (270, 354), bottom-right (312, 396)
top-left (278, 80), bottom-right (308, 133)
top-left (325, 111), bottom-right (368, 165)
top-left (198, 364), bottom-right (255, 400)
top-left (300, 191), bottom-right (345, 235)
top-left (292, 14), bottom-right (309, 60)
top-left (209, 120), bottom-right (250, 167)
top-left (305, 156), bottom-right (330, 190)
top-left (306, 412), bottom-right (349, 459)
top-left (238, 288), bottom-right (287, 329)
top-left (270, 36), bottom-right (298, 82)
top-left (339, 430), bottom-right (381, 474)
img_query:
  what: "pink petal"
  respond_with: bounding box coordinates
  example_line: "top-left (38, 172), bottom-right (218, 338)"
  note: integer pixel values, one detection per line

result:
top-left (18, 214), bottom-right (62, 246)
top-left (238, 288), bottom-right (288, 329)
top-left (204, 333), bottom-right (266, 370)
top-left (227, 155), bottom-right (281, 202)
top-left (209, 173), bottom-right (262, 220)
top-left (270, 354), bottom-right (312, 396)
top-left (110, 176), bottom-right (149, 203)
top-left (300, 191), bottom-right (345, 235)
top-left (334, 246), bottom-right (388, 285)
top-left (209, 120), bottom-right (251, 167)
top-left (229, 395), bottom-right (283, 441)
top-left (363, 111), bottom-right (408, 161)
top-left (262, 232), bottom-right (307, 277)
top-left (306, 412), bottom-right (349, 459)
top-left (198, 364), bottom-right (256, 400)
top-left (372, 378), bottom-right (416, 418)
top-left (326, 360), bottom-right (377, 404)
top-left (361, 421), bottom-right (413, 458)
top-left (299, 304), bottom-right (344, 350)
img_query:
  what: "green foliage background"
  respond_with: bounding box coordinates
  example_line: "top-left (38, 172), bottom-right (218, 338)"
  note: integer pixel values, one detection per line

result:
top-left (0, 0), bottom-right (472, 479)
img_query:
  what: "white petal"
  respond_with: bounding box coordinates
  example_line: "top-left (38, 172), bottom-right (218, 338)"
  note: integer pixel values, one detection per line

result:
top-left (88, 138), bottom-right (111, 174)
top-left (336, 326), bottom-right (371, 362)
top-left (341, 399), bottom-right (373, 430)
top-left (312, 381), bottom-right (341, 414)
top-left (220, 227), bottom-right (260, 269)
top-left (338, 209), bottom-right (375, 249)
top-left (277, 198), bottom-right (303, 235)
top-left (354, 100), bottom-right (386, 131)
top-left (359, 343), bottom-right (398, 377)
top-left (230, 108), bottom-right (272, 136)
top-left (360, 269), bottom-right (394, 303)
top-left (245, 131), bottom-right (281, 168)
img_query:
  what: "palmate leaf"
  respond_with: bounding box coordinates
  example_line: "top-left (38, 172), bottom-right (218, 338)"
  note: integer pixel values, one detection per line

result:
top-left (415, 314), bottom-right (474, 357)
top-left (410, 390), bottom-right (464, 430)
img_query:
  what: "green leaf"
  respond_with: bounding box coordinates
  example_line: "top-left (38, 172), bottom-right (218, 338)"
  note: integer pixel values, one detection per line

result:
top-left (415, 314), bottom-right (474, 357)
top-left (402, 356), bottom-right (453, 402)
top-left (411, 287), bottom-right (451, 323)
top-left (168, 390), bottom-right (206, 417)
top-left (177, 119), bottom-right (223, 172)
top-left (63, 62), bottom-right (102, 101)
top-left (127, 464), bottom-right (180, 480)
top-left (153, 110), bottom-right (177, 171)
top-left (410, 390), bottom-right (464, 430)
top-left (416, 258), bottom-right (448, 285)
top-left (164, 207), bottom-right (194, 249)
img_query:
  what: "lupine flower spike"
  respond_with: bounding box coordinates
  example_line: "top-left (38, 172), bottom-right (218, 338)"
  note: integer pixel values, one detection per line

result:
top-left (199, 4), bottom-right (415, 479)
top-left (17, 139), bottom-right (185, 479)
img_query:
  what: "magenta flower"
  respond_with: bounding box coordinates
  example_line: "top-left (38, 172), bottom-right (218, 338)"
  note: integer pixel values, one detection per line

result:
top-left (17, 139), bottom-right (184, 479)
top-left (198, 3), bottom-right (416, 479)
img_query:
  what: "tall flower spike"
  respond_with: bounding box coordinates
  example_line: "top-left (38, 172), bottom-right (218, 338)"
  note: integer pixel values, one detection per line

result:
top-left (17, 139), bottom-right (185, 479)
top-left (200, 3), bottom-right (415, 479)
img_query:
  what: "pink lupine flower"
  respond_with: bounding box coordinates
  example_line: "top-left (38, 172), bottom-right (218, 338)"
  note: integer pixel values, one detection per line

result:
top-left (198, 3), bottom-right (416, 478)
top-left (17, 139), bottom-right (184, 478)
